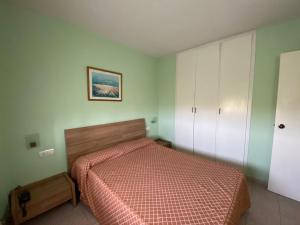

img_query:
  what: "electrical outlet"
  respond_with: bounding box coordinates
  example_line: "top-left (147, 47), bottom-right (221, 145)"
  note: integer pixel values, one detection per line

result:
top-left (39, 149), bottom-right (55, 158)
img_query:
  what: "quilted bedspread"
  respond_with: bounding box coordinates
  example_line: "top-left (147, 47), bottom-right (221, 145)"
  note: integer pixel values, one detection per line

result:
top-left (72, 138), bottom-right (250, 225)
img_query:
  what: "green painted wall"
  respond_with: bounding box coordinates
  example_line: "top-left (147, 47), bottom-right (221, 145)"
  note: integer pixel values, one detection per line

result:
top-left (0, 0), bottom-right (13, 219)
top-left (156, 19), bottom-right (300, 183)
top-left (1, 0), bottom-right (300, 220)
top-left (157, 56), bottom-right (176, 142)
top-left (247, 18), bottom-right (300, 182)
top-left (0, 2), bottom-right (158, 218)
top-left (0, 139), bottom-right (10, 220)
top-left (0, 109), bottom-right (10, 219)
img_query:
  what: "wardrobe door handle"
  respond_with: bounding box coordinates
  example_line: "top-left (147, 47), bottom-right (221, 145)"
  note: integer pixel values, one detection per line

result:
top-left (194, 107), bottom-right (197, 113)
top-left (192, 107), bottom-right (194, 113)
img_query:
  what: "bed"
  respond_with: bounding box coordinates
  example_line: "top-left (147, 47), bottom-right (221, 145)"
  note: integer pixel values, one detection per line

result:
top-left (65, 119), bottom-right (250, 225)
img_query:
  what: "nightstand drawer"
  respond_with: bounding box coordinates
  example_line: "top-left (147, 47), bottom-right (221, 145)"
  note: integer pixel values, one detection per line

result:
top-left (17, 189), bottom-right (72, 222)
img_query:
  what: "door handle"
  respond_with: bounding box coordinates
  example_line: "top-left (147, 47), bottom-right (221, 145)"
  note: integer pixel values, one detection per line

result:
top-left (278, 124), bottom-right (285, 129)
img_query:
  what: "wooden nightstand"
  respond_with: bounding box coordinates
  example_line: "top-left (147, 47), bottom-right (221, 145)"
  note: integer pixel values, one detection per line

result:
top-left (155, 138), bottom-right (172, 148)
top-left (10, 172), bottom-right (76, 225)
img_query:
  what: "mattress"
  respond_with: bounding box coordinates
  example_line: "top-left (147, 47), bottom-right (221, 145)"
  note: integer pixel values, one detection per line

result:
top-left (72, 138), bottom-right (250, 225)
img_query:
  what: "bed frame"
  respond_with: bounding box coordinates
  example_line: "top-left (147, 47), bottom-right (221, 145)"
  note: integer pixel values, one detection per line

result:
top-left (64, 118), bottom-right (146, 170)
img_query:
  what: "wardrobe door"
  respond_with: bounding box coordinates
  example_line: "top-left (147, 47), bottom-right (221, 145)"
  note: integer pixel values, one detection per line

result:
top-left (193, 43), bottom-right (220, 158)
top-left (216, 34), bottom-right (253, 166)
top-left (175, 49), bottom-right (196, 152)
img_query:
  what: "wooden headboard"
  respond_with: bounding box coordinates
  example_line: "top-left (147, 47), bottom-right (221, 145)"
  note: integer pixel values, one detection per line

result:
top-left (64, 119), bottom-right (146, 170)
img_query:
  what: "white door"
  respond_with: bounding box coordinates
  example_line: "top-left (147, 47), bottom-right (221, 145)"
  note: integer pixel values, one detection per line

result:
top-left (268, 50), bottom-right (300, 201)
top-left (193, 43), bottom-right (220, 158)
top-left (216, 34), bottom-right (253, 166)
top-left (175, 49), bottom-right (196, 152)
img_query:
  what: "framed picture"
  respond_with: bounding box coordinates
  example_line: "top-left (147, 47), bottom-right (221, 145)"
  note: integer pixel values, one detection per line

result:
top-left (87, 66), bottom-right (122, 101)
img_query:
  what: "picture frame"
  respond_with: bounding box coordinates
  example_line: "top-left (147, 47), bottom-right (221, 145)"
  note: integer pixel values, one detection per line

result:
top-left (87, 66), bottom-right (122, 101)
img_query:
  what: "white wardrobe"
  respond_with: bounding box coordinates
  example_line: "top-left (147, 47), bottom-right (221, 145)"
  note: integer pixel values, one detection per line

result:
top-left (175, 32), bottom-right (255, 167)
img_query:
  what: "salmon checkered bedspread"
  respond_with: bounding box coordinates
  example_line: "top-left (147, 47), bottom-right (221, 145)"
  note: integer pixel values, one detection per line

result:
top-left (72, 138), bottom-right (250, 225)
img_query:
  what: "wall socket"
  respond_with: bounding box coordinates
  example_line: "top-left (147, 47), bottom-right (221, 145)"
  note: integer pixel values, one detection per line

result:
top-left (39, 149), bottom-right (55, 158)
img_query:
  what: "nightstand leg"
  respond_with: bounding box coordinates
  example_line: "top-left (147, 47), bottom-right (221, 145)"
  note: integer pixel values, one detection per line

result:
top-left (71, 183), bottom-right (77, 207)
top-left (71, 197), bottom-right (77, 207)
top-left (65, 173), bottom-right (77, 207)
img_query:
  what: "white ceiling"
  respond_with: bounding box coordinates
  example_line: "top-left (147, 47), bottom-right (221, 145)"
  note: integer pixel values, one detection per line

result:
top-left (10, 0), bottom-right (300, 56)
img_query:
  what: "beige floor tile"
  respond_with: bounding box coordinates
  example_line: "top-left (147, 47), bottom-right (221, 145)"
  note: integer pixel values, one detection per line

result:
top-left (78, 203), bottom-right (100, 224)
top-left (281, 215), bottom-right (300, 225)
top-left (279, 195), bottom-right (300, 221)
top-left (279, 196), bottom-right (300, 225)
top-left (239, 212), bottom-right (248, 225)
top-left (23, 203), bottom-right (94, 225)
top-left (246, 208), bottom-right (281, 225)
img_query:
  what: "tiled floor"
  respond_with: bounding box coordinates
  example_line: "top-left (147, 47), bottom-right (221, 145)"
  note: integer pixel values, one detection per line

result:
top-left (23, 203), bottom-right (98, 225)
top-left (22, 181), bottom-right (300, 225)
top-left (241, 181), bottom-right (300, 225)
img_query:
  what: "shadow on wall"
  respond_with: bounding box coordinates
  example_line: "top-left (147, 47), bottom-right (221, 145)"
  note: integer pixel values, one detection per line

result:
top-left (1, 198), bottom-right (11, 225)
top-left (174, 146), bottom-right (256, 176)
top-left (246, 165), bottom-right (269, 184)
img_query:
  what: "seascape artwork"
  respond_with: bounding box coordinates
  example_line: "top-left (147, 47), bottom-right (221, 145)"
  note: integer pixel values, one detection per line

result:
top-left (87, 67), bottom-right (122, 101)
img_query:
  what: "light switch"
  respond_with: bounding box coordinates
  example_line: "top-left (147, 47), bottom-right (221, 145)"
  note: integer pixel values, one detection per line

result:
top-left (39, 149), bottom-right (55, 158)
